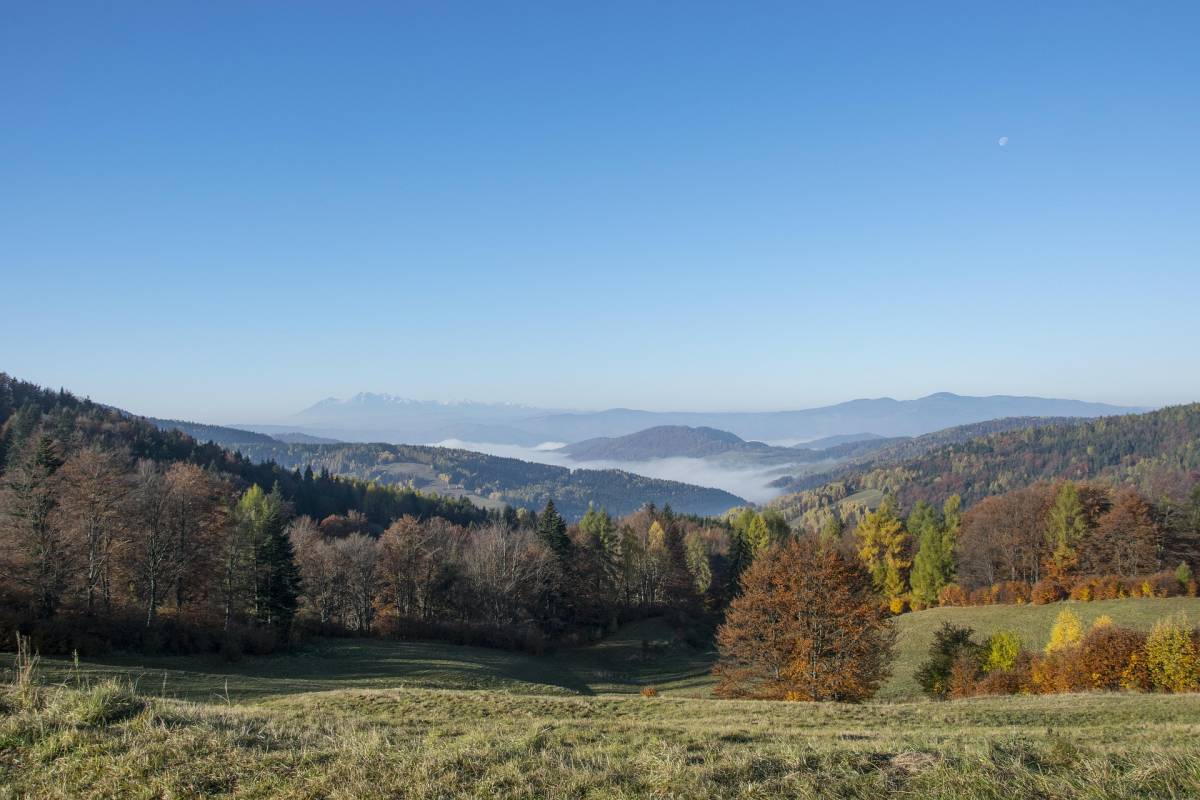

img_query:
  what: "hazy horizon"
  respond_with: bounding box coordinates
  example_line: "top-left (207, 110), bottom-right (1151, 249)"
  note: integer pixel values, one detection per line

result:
top-left (4, 3), bottom-right (1198, 421)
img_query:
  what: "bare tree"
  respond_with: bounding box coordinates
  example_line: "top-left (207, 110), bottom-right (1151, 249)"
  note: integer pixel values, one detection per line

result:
top-left (336, 533), bottom-right (379, 632)
top-left (58, 447), bottom-right (129, 614)
top-left (461, 523), bottom-right (553, 628)
top-left (0, 435), bottom-right (74, 617)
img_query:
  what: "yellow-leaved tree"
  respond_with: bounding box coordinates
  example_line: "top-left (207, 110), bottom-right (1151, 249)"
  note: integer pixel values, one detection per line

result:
top-left (1045, 608), bottom-right (1083, 654)
top-left (855, 497), bottom-right (910, 612)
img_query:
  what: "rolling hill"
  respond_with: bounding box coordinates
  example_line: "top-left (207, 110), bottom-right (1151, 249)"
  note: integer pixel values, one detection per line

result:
top-left (769, 404), bottom-right (1200, 528)
top-left (226, 439), bottom-right (746, 519)
top-left (562, 425), bottom-right (777, 460)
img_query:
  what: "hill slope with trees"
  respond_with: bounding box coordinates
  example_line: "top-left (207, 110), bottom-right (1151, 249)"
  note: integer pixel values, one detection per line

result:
top-left (769, 404), bottom-right (1200, 530)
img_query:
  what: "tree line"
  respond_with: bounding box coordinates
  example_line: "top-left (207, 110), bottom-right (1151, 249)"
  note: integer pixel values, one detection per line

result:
top-left (842, 479), bottom-right (1200, 613)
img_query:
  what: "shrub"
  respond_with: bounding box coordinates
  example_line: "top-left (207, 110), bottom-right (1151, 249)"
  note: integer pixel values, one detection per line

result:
top-left (995, 581), bottom-right (1031, 605)
top-left (888, 596), bottom-right (908, 615)
top-left (1069, 579), bottom-right (1094, 602)
top-left (1031, 579), bottom-right (1067, 605)
top-left (916, 623), bottom-right (982, 699)
top-left (641, 686), bottom-right (658, 698)
top-left (969, 585), bottom-right (999, 606)
top-left (1029, 651), bottom-right (1078, 694)
top-left (1144, 615), bottom-right (1200, 693)
top-left (1090, 615), bottom-right (1114, 630)
top-left (1093, 575), bottom-right (1123, 601)
top-left (937, 584), bottom-right (967, 607)
top-left (1045, 608), bottom-right (1083, 654)
top-left (1176, 562), bottom-right (1193, 588)
top-left (975, 651), bottom-right (1033, 696)
top-left (948, 652), bottom-right (983, 698)
top-left (1122, 648), bottom-right (1152, 691)
top-left (1076, 625), bottom-right (1145, 691)
top-left (983, 631), bottom-right (1022, 673)
top-left (1148, 571), bottom-right (1184, 598)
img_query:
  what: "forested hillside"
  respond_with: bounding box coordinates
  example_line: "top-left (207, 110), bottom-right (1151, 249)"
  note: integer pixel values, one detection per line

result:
top-left (147, 418), bottom-right (279, 447)
top-left (228, 439), bottom-right (745, 519)
top-left (770, 405), bottom-right (1200, 529)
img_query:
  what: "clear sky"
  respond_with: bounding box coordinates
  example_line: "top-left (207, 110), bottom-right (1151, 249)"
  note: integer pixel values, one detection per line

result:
top-left (3, 1), bottom-right (1197, 423)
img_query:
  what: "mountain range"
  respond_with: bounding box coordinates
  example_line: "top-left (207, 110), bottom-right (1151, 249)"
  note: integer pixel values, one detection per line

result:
top-left (239, 392), bottom-right (1145, 447)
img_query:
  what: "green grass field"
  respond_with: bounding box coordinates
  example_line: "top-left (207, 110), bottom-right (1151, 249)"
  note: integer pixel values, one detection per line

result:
top-left (5, 598), bottom-right (1200, 797)
top-left (17, 597), bottom-right (1198, 704)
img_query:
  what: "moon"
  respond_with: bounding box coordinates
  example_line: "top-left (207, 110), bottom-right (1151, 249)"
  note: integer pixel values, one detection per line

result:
top-left (998, 136), bottom-right (1009, 146)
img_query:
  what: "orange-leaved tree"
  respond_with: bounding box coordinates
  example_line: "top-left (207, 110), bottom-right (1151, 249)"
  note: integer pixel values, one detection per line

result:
top-left (714, 536), bottom-right (895, 702)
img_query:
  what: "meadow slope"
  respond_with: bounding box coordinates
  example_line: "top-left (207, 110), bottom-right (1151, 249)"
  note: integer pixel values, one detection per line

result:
top-left (6, 599), bottom-right (1200, 798)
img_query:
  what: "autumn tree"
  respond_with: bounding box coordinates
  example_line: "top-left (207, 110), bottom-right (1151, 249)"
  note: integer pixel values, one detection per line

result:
top-left (128, 460), bottom-right (176, 626)
top-left (956, 484), bottom-right (1054, 588)
top-left (290, 516), bottom-right (345, 626)
top-left (57, 448), bottom-right (129, 614)
top-left (714, 536), bottom-right (894, 701)
top-left (855, 497), bottom-right (910, 608)
top-left (1082, 488), bottom-right (1160, 576)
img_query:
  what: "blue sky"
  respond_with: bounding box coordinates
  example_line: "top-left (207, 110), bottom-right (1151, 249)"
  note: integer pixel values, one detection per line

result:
top-left (2, 1), bottom-right (1197, 422)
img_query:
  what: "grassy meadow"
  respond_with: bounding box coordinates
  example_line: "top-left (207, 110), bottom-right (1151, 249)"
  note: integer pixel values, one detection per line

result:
top-left (5, 598), bottom-right (1200, 798)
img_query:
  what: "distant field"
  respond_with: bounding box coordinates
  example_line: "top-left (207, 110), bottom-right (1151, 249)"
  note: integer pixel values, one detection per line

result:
top-left (12, 597), bottom-right (1200, 705)
top-left (884, 596), bottom-right (1200, 700)
top-left (6, 600), bottom-right (1200, 797)
top-left (10, 618), bottom-right (716, 704)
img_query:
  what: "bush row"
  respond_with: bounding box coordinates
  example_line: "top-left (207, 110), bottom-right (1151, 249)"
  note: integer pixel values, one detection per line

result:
top-left (919, 611), bottom-right (1200, 699)
top-left (932, 570), bottom-right (1196, 609)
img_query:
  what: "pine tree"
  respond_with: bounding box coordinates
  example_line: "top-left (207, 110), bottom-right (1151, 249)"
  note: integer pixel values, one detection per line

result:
top-left (536, 499), bottom-right (572, 562)
top-left (818, 511), bottom-right (844, 551)
top-left (661, 520), bottom-right (699, 612)
top-left (725, 527), bottom-right (754, 599)
top-left (909, 500), bottom-right (954, 608)
top-left (256, 484), bottom-right (300, 631)
top-left (1045, 481), bottom-right (1088, 578)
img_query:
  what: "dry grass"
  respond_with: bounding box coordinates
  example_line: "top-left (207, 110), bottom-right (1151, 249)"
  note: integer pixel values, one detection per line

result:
top-left (4, 675), bottom-right (1200, 798)
top-left (6, 603), bottom-right (1200, 797)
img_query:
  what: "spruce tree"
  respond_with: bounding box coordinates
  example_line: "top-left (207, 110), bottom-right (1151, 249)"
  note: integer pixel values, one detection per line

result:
top-left (256, 484), bottom-right (300, 632)
top-left (1045, 481), bottom-right (1088, 578)
top-left (537, 499), bottom-right (572, 561)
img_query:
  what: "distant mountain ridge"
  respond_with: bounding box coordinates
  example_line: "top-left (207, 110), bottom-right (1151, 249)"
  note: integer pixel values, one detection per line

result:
top-left (250, 392), bottom-right (1146, 447)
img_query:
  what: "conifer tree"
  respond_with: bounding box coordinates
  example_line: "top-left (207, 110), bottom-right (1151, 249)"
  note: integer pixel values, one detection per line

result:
top-left (909, 499), bottom-right (958, 608)
top-left (661, 520), bottom-right (699, 611)
top-left (536, 499), bottom-right (572, 562)
top-left (819, 510), bottom-right (844, 551)
top-left (255, 484), bottom-right (300, 631)
top-left (1045, 481), bottom-right (1088, 578)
